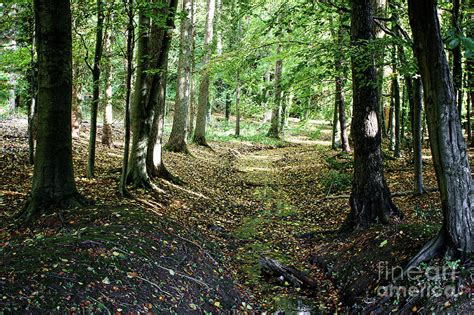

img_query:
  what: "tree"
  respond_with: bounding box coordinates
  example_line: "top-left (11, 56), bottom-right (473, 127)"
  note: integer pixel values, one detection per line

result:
top-left (193, 0), bottom-right (216, 146)
top-left (412, 76), bottom-right (424, 195)
top-left (118, 0), bottom-right (134, 197)
top-left (267, 44), bottom-right (283, 139)
top-left (406, 0), bottom-right (473, 266)
top-left (347, 0), bottom-right (400, 229)
top-left (166, 0), bottom-right (193, 154)
top-left (235, 74), bottom-right (241, 136)
top-left (127, 5), bottom-right (155, 188)
top-left (128, 0), bottom-right (178, 188)
top-left (335, 15), bottom-right (350, 153)
top-left (86, 0), bottom-right (105, 178)
top-left (147, 0), bottom-right (180, 180)
top-left (101, 28), bottom-right (114, 148)
top-left (18, 0), bottom-right (88, 222)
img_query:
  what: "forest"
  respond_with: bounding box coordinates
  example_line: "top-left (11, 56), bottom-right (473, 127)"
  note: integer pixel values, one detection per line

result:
top-left (0, 0), bottom-right (473, 313)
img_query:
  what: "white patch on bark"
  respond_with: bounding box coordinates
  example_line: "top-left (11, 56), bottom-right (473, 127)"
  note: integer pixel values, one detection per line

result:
top-left (365, 110), bottom-right (379, 138)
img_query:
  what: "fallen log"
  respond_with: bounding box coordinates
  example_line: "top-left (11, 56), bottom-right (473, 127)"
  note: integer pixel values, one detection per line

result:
top-left (259, 256), bottom-right (319, 289)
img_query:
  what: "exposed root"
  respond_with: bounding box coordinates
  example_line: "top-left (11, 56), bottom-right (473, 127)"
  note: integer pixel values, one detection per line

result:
top-left (165, 141), bottom-right (191, 155)
top-left (16, 192), bottom-right (92, 225)
top-left (149, 163), bottom-right (185, 186)
top-left (193, 135), bottom-right (214, 151)
top-left (402, 231), bottom-right (445, 273)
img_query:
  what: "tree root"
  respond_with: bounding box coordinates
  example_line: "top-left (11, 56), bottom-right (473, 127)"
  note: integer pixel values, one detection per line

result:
top-left (16, 192), bottom-right (92, 225)
top-left (193, 136), bottom-right (214, 151)
top-left (165, 141), bottom-right (191, 155)
top-left (402, 231), bottom-right (445, 274)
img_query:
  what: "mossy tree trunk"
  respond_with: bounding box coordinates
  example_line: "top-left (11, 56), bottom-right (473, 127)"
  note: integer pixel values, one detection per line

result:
top-left (18, 0), bottom-right (89, 223)
top-left (347, 0), bottom-right (401, 229)
top-left (127, 9), bottom-right (154, 188)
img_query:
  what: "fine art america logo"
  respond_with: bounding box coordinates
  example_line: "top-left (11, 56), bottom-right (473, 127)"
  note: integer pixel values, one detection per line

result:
top-left (375, 261), bottom-right (470, 298)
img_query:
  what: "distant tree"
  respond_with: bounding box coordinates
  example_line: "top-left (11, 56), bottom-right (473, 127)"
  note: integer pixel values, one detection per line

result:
top-left (118, 0), bottom-right (134, 197)
top-left (166, 0), bottom-right (193, 154)
top-left (267, 44), bottom-right (283, 139)
top-left (18, 0), bottom-right (89, 222)
top-left (347, 0), bottom-right (401, 229)
top-left (412, 76), bottom-right (425, 195)
top-left (86, 0), bottom-right (105, 178)
top-left (101, 27), bottom-right (114, 148)
top-left (193, 0), bottom-right (216, 146)
top-left (407, 0), bottom-right (473, 267)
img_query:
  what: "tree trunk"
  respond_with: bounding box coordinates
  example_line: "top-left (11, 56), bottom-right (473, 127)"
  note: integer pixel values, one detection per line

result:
top-left (87, 0), bottom-right (105, 178)
top-left (147, 0), bottom-right (180, 181)
top-left (166, 0), bottom-right (193, 153)
top-left (118, 0), bottom-right (134, 197)
top-left (347, 0), bottom-right (400, 229)
top-left (392, 46), bottom-right (401, 158)
top-left (18, 0), bottom-right (88, 223)
top-left (267, 45), bottom-right (283, 139)
top-left (101, 31), bottom-right (114, 148)
top-left (71, 57), bottom-right (83, 139)
top-left (413, 76), bottom-right (425, 195)
top-left (407, 0), bottom-right (474, 266)
top-left (127, 10), bottom-right (154, 188)
top-left (235, 74), bottom-right (241, 137)
top-left (331, 100), bottom-right (339, 149)
top-left (225, 90), bottom-right (231, 121)
top-left (27, 33), bottom-right (37, 165)
top-left (372, 0), bottom-right (387, 137)
top-left (335, 19), bottom-right (350, 153)
top-left (280, 92), bottom-right (287, 136)
top-left (186, 1), bottom-right (197, 139)
top-left (193, 0), bottom-right (216, 146)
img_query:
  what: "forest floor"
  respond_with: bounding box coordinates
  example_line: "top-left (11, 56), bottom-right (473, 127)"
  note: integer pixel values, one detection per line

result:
top-left (0, 116), bottom-right (472, 313)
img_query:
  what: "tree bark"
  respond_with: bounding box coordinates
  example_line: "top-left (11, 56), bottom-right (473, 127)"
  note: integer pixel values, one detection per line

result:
top-left (18, 0), bottom-right (88, 223)
top-left (166, 0), bottom-right (193, 153)
top-left (407, 0), bottom-right (474, 266)
top-left (193, 0), bottom-right (216, 146)
top-left (127, 9), bottom-right (154, 188)
top-left (86, 0), bottom-right (105, 178)
top-left (347, 0), bottom-right (400, 229)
